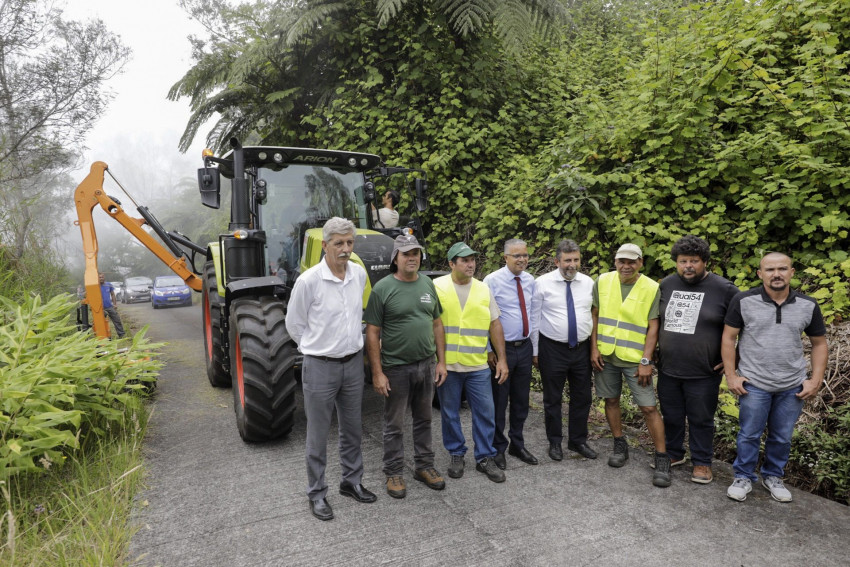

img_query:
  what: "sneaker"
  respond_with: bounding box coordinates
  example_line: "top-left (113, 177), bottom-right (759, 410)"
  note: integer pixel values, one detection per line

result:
top-left (608, 436), bottom-right (629, 468)
top-left (727, 477), bottom-right (753, 501)
top-left (386, 475), bottom-right (406, 499)
top-left (652, 452), bottom-right (672, 488)
top-left (691, 465), bottom-right (713, 484)
top-left (762, 476), bottom-right (792, 502)
top-left (447, 455), bottom-right (465, 479)
top-left (414, 467), bottom-right (446, 490)
top-left (475, 457), bottom-right (506, 483)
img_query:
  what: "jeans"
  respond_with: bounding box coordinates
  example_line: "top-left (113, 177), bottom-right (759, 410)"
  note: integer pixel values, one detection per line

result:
top-left (733, 382), bottom-right (804, 482)
top-left (657, 372), bottom-right (721, 466)
top-left (491, 340), bottom-right (533, 453)
top-left (437, 368), bottom-right (497, 462)
top-left (382, 357), bottom-right (436, 476)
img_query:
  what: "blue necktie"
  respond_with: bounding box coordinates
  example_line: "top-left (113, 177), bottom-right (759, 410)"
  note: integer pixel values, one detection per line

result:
top-left (566, 280), bottom-right (578, 347)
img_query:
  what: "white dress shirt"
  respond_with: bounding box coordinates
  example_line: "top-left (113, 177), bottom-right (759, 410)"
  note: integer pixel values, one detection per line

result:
top-left (285, 259), bottom-right (366, 357)
top-left (530, 269), bottom-right (594, 355)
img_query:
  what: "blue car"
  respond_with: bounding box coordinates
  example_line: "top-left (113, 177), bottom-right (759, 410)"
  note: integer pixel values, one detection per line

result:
top-left (151, 275), bottom-right (193, 309)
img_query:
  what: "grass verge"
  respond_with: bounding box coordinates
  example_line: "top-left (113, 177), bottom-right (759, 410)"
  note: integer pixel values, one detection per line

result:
top-left (1, 398), bottom-right (149, 566)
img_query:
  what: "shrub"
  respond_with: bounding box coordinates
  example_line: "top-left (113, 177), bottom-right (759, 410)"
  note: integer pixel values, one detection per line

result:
top-left (0, 293), bottom-right (161, 479)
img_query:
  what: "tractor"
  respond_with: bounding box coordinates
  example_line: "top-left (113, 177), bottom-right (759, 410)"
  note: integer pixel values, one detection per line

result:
top-left (74, 138), bottom-right (436, 442)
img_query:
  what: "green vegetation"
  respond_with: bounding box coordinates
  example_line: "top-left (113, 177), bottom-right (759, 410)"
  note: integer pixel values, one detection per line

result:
top-left (0, 293), bottom-right (161, 564)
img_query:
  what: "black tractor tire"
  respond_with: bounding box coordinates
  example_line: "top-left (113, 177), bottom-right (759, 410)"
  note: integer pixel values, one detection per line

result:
top-left (202, 261), bottom-right (231, 387)
top-left (229, 296), bottom-right (297, 442)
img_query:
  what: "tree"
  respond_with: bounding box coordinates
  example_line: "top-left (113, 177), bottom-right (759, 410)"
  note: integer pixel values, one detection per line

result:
top-left (0, 0), bottom-right (130, 260)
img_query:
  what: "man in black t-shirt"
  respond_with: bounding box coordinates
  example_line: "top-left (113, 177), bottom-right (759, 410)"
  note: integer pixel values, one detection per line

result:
top-left (657, 235), bottom-right (739, 485)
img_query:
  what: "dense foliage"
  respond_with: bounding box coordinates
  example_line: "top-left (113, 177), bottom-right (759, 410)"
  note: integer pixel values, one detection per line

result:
top-left (0, 293), bottom-right (160, 479)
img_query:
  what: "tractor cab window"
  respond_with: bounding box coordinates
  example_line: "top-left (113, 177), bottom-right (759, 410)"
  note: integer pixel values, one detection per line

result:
top-left (260, 165), bottom-right (367, 282)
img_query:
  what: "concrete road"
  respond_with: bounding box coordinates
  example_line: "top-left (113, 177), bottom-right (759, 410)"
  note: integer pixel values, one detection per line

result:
top-left (121, 300), bottom-right (850, 567)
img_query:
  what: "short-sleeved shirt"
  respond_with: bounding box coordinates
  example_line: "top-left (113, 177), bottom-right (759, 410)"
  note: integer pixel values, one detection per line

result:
top-left (592, 276), bottom-right (660, 367)
top-left (372, 207), bottom-right (399, 228)
top-left (724, 286), bottom-right (826, 392)
top-left (363, 275), bottom-right (442, 368)
top-left (100, 283), bottom-right (115, 309)
top-left (658, 273), bottom-right (739, 379)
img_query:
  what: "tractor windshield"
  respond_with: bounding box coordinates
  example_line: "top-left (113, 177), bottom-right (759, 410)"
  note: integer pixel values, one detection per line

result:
top-left (260, 165), bottom-right (367, 279)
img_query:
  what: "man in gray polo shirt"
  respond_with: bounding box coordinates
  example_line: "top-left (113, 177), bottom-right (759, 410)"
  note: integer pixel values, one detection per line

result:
top-left (721, 252), bottom-right (828, 503)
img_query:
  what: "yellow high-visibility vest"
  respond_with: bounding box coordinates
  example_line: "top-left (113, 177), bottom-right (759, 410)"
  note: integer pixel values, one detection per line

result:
top-left (596, 271), bottom-right (658, 363)
top-left (434, 275), bottom-right (491, 366)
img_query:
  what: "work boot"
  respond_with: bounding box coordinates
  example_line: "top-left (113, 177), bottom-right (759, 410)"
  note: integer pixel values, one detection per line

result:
top-left (608, 436), bottom-right (629, 468)
top-left (414, 467), bottom-right (446, 490)
top-left (475, 457), bottom-right (506, 483)
top-left (652, 452), bottom-right (672, 487)
top-left (386, 475), bottom-right (406, 499)
top-left (447, 455), bottom-right (465, 479)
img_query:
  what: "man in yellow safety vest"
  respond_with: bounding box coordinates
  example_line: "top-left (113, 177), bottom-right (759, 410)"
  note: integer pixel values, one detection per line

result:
top-left (590, 243), bottom-right (671, 487)
top-left (434, 242), bottom-right (509, 484)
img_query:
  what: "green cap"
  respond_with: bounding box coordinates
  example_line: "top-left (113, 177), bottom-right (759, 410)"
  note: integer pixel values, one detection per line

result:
top-left (447, 242), bottom-right (477, 261)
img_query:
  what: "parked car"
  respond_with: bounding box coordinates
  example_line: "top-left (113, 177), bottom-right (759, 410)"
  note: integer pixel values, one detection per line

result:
top-left (151, 275), bottom-right (192, 309)
top-left (109, 281), bottom-right (124, 303)
top-left (122, 276), bottom-right (152, 303)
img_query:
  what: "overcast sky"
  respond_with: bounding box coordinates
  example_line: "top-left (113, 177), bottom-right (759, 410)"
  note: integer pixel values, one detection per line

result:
top-left (64, 0), bottom-right (212, 197)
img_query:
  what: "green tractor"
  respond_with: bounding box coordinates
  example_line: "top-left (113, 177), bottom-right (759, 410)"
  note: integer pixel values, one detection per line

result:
top-left (198, 139), bottom-right (436, 442)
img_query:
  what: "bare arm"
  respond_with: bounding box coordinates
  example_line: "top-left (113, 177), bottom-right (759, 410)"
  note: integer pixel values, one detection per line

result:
top-left (489, 318), bottom-right (509, 384)
top-left (798, 335), bottom-right (828, 400)
top-left (365, 324), bottom-right (390, 397)
top-left (433, 317), bottom-right (447, 387)
top-left (721, 324), bottom-right (746, 395)
top-left (636, 318), bottom-right (659, 386)
top-left (590, 306), bottom-right (604, 371)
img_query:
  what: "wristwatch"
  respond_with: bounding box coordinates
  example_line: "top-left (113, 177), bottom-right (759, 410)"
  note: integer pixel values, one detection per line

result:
top-left (640, 357), bottom-right (652, 366)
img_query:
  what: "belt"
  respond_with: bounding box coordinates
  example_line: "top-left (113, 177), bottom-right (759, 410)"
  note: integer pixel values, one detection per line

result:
top-left (308, 352), bottom-right (359, 364)
top-left (541, 334), bottom-right (588, 350)
top-left (506, 338), bottom-right (530, 347)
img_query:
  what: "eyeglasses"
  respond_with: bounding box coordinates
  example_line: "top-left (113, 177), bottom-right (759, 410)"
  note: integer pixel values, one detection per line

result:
top-left (506, 254), bottom-right (529, 259)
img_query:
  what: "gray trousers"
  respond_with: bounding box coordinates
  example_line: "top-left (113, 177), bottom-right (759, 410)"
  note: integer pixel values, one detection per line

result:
top-left (104, 306), bottom-right (125, 337)
top-left (302, 352), bottom-right (365, 501)
top-left (382, 356), bottom-right (436, 476)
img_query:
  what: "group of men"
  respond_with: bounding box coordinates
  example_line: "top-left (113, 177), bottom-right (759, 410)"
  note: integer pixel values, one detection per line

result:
top-left (284, 217), bottom-right (827, 521)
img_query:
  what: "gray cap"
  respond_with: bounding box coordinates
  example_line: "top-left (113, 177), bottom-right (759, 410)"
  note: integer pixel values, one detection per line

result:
top-left (391, 234), bottom-right (424, 264)
top-left (615, 243), bottom-right (642, 260)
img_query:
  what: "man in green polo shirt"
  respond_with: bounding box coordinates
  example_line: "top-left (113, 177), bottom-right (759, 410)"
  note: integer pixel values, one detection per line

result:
top-left (364, 234), bottom-right (448, 499)
top-left (590, 243), bottom-right (671, 487)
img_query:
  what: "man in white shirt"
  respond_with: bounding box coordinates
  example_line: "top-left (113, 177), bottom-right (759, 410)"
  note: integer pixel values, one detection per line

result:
top-left (531, 239), bottom-right (597, 461)
top-left (371, 190), bottom-right (399, 228)
top-left (285, 217), bottom-right (377, 521)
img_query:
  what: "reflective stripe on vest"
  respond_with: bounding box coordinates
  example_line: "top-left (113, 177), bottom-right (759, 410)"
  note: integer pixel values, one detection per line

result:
top-left (596, 271), bottom-right (658, 363)
top-left (434, 275), bottom-right (491, 366)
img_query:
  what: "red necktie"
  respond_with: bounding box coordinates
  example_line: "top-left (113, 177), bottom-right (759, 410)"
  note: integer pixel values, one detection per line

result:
top-left (515, 276), bottom-right (529, 338)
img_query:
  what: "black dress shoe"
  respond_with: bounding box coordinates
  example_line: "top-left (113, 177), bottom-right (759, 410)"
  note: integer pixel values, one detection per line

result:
top-left (309, 497), bottom-right (334, 521)
top-left (548, 443), bottom-right (563, 461)
top-left (508, 445), bottom-right (539, 465)
top-left (339, 482), bottom-right (377, 503)
top-left (494, 452), bottom-right (507, 470)
top-left (567, 442), bottom-right (598, 460)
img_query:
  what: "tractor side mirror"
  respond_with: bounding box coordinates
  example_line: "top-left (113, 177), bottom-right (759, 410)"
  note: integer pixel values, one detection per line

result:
top-left (197, 167), bottom-right (221, 209)
top-left (364, 181), bottom-right (376, 204)
top-left (414, 178), bottom-right (428, 212)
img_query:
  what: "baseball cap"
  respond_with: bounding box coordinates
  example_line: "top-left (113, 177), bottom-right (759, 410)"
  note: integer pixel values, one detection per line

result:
top-left (447, 242), bottom-right (477, 261)
top-left (615, 243), bottom-right (643, 260)
top-left (390, 234), bottom-right (424, 264)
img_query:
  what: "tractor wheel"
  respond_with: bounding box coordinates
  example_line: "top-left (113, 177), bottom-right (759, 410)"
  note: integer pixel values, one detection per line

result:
top-left (229, 296), bottom-right (297, 442)
top-left (202, 261), bottom-right (231, 387)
